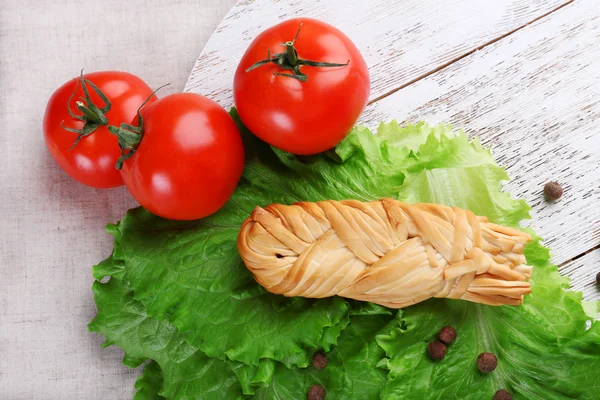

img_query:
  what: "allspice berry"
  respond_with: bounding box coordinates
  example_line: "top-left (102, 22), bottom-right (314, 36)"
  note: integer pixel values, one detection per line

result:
top-left (544, 181), bottom-right (563, 201)
top-left (477, 352), bottom-right (497, 372)
top-left (493, 389), bottom-right (512, 400)
top-left (312, 351), bottom-right (328, 369)
top-left (427, 341), bottom-right (447, 360)
top-left (308, 385), bottom-right (326, 400)
top-left (438, 326), bottom-right (457, 345)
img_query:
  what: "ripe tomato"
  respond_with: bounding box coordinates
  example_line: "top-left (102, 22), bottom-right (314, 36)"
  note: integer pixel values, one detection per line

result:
top-left (43, 71), bottom-right (157, 188)
top-left (234, 18), bottom-right (370, 155)
top-left (114, 93), bottom-right (245, 220)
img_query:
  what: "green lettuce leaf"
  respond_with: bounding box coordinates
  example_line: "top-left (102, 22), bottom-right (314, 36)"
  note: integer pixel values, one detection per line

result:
top-left (397, 132), bottom-right (530, 227)
top-left (254, 313), bottom-right (396, 400)
top-left (89, 258), bottom-right (245, 400)
top-left (89, 256), bottom-right (398, 399)
top-left (109, 210), bottom-right (349, 370)
top-left (91, 114), bottom-right (599, 399)
top-left (377, 240), bottom-right (600, 399)
top-left (105, 112), bottom-right (422, 374)
top-left (133, 361), bottom-right (165, 400)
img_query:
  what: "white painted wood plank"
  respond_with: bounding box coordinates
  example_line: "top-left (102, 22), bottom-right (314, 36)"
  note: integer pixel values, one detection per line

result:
top-left (561, 248), bottom-right (600, 300)
top-left (185, 0), bottom-right (567, 107)
top-left (360, 0), bottom-right (600, 268)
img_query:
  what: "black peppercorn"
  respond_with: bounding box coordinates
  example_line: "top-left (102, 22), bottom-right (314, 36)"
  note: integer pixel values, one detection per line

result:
top-left (312, 351), bottom-right (328, 369)
top-left (493, 389), bottom-right (512, 400)
top-left (308, 385), bottom-right (326, 400)
top-left (438, 326), bottom-right (457, 345)
top-left (477, 352), bottom-right (497, 372)
top-left (427, 341), bottom-right (447, 360)
top-left (544, 181), bottom-right (563, 201)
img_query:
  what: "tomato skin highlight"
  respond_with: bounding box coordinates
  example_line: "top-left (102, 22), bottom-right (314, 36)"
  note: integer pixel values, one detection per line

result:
top-left (120, 93), bottom-right (245, 221)
top-left (234, 18), bottom-right (370, 155)
top-left (43, 71), bottom-right (157, 188)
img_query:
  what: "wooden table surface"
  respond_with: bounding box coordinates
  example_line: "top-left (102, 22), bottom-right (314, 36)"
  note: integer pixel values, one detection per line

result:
top-left (187, 0), bottom-right (600, 300)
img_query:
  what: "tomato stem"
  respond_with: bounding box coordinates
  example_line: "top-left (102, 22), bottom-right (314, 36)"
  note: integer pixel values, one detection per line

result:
top-left (245, 23), bottom-right (349, 82)
top-left (61, 70), bottom-right (113, 150)
top-left (75, 101), bottom-right (108, 125)
top-left (284, 42), bottom-right (299, 66)
top-left (108, 83), bottom-right (169, 169)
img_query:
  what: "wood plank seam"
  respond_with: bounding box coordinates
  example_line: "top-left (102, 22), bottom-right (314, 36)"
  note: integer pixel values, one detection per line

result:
top-left (185, 0), bottom-right (569, 105)
top-left (559, 247), bottom-right (600, 300)
top-left (367, 0), bottom-right (575, 106)
top-left (559, 243), bottom-right (600, 268)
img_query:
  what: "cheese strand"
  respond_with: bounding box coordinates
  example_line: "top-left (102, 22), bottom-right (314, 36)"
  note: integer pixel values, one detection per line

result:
top-left (237, 200), bottom-right (532, 308)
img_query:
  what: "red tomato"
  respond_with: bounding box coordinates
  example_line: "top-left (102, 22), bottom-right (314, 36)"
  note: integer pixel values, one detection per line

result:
top-left (43, 71), bottom-right (157, 188)
top-left (234, 18), bottom-right (370, 155)
top-left (117, 93), bottom-right (245, 220)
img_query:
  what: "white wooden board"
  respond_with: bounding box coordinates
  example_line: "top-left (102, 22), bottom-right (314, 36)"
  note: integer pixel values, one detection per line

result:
top-left (185, 0), bottom-right (568, 104)
top-left (186, 0), bottom-right (600, 297)
top-left (561, 248), bottom-right (600, 301)
top-left (360, 0), bottom-right (600, 271)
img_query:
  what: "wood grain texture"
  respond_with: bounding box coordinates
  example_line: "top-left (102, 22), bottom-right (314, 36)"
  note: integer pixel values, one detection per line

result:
top-left (185, 0), bottom-right (567, 106)
top-left (560, 248), bottom-right (600, 301)
top-left (360, 0), bottom-right (600, 278)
